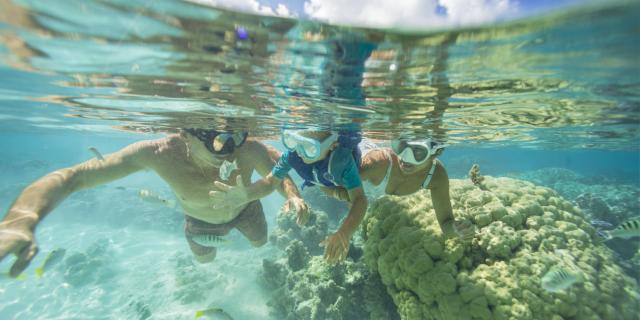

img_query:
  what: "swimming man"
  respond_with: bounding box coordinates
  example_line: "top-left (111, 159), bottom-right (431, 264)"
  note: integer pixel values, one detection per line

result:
top-left (0, 129), bottom-right (308, 277)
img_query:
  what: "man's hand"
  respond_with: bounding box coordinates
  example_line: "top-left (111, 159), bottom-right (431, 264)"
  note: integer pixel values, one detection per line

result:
top-left (320, 231), bottom-right (350, 264)
top-left (282, 197), bottom-right (310, 226)
top-left (209, 175), bottom-right (250, 211)
top-left (0, 221), bottom-right (38, 278)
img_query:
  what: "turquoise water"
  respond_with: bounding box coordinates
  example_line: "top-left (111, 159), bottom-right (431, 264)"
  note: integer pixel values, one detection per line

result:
top-left (0, 0), bottom-right (639, 319)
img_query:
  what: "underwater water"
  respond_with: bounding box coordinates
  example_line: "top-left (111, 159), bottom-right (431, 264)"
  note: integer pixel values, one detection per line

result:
top-left (0, 0), bottom-right (639, 319)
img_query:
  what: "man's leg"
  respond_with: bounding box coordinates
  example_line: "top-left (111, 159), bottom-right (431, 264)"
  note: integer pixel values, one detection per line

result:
top-left (234, 201), bottom-right (268, 247)
top-left (184, 215), bottom-right (228, 263)
top-left (185, 236), bottom-right (217, 263)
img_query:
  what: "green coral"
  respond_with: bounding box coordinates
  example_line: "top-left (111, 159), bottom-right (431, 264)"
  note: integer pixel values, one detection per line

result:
top-left (363, 176), bottom-right (639, 320)
top-left (286, 240), bottom-right (310, 271)
top-left (261, 255), bottom-right (399, 320)
top-left (261, 209), bottom-right (398, 320)
top-left (269, 209), bottom-right (329, 255)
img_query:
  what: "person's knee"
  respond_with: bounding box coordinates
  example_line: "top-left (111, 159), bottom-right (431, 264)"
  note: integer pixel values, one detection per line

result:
top-left (250, 236), bottom-right (267, 248)
top-left (193, 250), bottom-right (216, 263)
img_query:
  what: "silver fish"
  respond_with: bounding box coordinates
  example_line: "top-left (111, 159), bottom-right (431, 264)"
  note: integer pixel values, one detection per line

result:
top-left (604, 217), bottom-right (640, 240)
top-left (88, 147), bottom-right (105, 161)
top-left (191, 234), bottom-right (229, 247)
top-left (35, 248), bottom-right (66, 278)
top-left (590, 219), bottom-right (614, 229)
top-left (138, 189), bottom-right (176, 208)
top-left (195, 307), bottom-right (234, 320)
top-left (541, 266), bottom-right (581, 292)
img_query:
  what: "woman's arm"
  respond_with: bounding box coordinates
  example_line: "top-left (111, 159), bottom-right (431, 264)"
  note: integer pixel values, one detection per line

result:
top-left (430, 160), bottom-right (454, 230)
top-left (430, 159), bottom-right (475, 241)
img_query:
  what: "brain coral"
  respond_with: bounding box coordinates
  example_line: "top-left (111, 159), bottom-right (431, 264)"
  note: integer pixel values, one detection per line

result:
top-left (363, 176), bottom-right (639, 320)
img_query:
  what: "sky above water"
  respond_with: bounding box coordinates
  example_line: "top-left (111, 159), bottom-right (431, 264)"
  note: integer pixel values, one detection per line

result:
top-left (189, 0), bottom-right (593, 28)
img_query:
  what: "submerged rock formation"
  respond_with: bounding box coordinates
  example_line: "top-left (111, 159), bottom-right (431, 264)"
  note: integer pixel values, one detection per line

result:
top-left (260, 254), bottom-right (398, 320)
top-left (269, 209), bottom-right (329, 256)
top-left (261, 209), bottom-right (399, 320)
top-left (363, 176), bottom-right (639, 320)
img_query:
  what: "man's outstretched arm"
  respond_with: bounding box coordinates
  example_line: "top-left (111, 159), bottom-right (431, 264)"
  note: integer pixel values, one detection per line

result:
top-left (0, 140), bottom-right (156, 277)
top-left (250, 141), bottom-right (300, 200)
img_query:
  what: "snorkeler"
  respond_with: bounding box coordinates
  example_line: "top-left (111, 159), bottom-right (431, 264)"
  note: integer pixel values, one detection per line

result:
top-left (209, 129), bottom-right (367, 264)
top-left (0, 129), bottom-right (308, 277)
top-left (328, 138), bottom-right (474, 239)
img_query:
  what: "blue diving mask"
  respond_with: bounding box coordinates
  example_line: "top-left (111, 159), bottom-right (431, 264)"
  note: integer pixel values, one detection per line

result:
top-left (391, 138), bottom-right (445, 165)
top-left (282, 130), bottom-right (339, 161)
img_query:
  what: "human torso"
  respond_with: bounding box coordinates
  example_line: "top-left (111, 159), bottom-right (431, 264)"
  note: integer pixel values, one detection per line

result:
top-left (360, 145), bottom-right (392, 200)
top-left (148, 135), bottom-right (253, 224)
top-left (386, 156), bottom-right (437, 196)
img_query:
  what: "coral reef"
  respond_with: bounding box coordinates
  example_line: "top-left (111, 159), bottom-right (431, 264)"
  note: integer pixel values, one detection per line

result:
top-left (261, 209), bottom-right (399, 320)
top-left (363, 176), bottom-right (639, 320)
top-left (260, 251), bottom-right (398, 320)
top-left (516, 168), bottom-right (640, 265)
top-left (301, 186), bottom-right (349, 227)
top-left (468, 164), bottom-right (487, 190)
top-left (269, 209), bottom-right (330, 256)
top-left (515, 168), bottom-right (639, 225)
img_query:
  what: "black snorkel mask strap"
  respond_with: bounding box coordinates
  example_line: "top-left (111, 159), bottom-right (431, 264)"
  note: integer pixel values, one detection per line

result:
top-left (185, 129), bottom-right (248, 155)
top-left (214, 131), bottom-right (248, 155)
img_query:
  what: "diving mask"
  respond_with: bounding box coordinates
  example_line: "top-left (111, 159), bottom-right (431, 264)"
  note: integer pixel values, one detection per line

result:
top-left (391, 138), bottom-right (444, 165)
top-left (186, 129), bottom-right (248, 155)
top-left (282, 130), bottom-right (338, 161)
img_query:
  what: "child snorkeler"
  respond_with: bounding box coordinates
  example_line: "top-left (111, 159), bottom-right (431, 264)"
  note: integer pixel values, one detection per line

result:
top-left (209, 129), bottom-right (366, 264)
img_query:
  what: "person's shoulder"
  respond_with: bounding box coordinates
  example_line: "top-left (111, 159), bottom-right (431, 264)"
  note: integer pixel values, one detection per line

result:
top-left (242, 138), bottom-right (266, 150)
top-left (362, 148), bottom-right (391, 167)
top-left (125, 135), bottom-right (182, 161)
top-left (149, 135), bottom-right (182, 153)
top-left (237, 138), bottom-right (267, 157)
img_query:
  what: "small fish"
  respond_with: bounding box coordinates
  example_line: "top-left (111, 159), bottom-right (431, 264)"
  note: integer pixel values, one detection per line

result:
top-left (195, 307), bottom-right (233, 320)
top-left (138, 189), bottom-right (176, 208)
top-left (35, 248), bottom-right (66, 278)
top-left (541, 266), bottom-right (581, 292)
top-left (590, 219), bottom-right (614, 229)
top-left (1, 272), bottom-right (28, 281)
top-left (603, 217), bottom-right (640, 240)
top-left (219, 160), bottom-right (238, 181)
top-left (191, 234), bottom-right (230, 248)
top-left (88, 147), bottom-right (105, 161)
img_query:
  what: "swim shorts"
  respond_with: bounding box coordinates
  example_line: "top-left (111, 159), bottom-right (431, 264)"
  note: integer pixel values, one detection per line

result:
top-left (184, 200), bottom-right (266, 256)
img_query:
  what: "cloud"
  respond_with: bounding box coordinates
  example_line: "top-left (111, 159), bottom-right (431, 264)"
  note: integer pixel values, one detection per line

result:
top-left (187, 0), bottom-right (293, 17)
top-left (303, 0), bottom-right (517, 29)
top-left (276, 4), bottom-right (292, 17)
top-left (440, 0), bottom-right (513, 25)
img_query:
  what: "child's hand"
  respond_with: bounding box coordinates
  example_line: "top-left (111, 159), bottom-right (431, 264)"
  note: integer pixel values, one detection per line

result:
top-left (320, 231), bottom-right (350, 264)
top-left (282, 197), bottom-right (310, 226)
